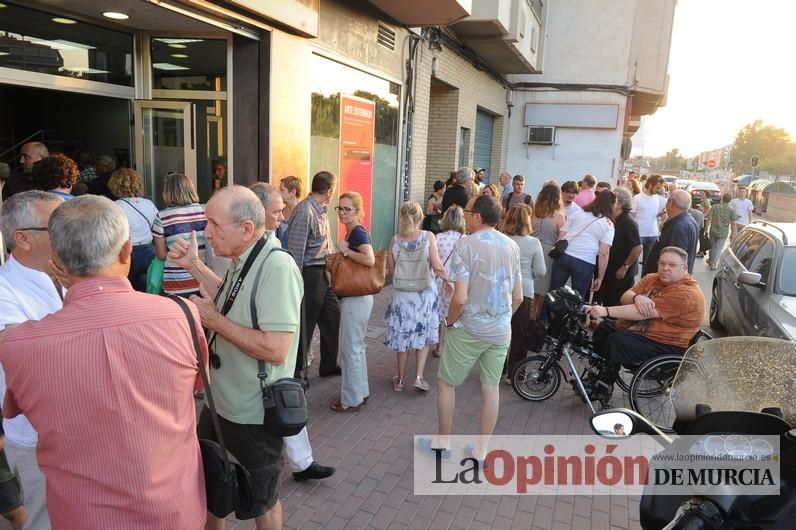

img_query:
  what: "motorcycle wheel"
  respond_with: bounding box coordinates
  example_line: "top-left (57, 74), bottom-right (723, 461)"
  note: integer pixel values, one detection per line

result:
top-left (629, 355), bottom-right (683, 432)
top-left (512, 355), bottom-right (561, 401)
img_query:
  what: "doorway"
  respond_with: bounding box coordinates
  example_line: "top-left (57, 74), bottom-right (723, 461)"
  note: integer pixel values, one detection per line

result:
top-left (0, 84), bottom-right (131, 173)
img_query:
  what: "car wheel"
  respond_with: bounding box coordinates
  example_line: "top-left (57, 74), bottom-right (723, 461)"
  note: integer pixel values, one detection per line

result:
top-left (709, 281), bottom-right (724, 331)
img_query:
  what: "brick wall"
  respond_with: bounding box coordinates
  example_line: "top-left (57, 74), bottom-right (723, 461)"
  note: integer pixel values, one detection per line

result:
top-left (765, 192), bottom-right (796, 222)
top-left (409, 41), bottom-right (509, 203)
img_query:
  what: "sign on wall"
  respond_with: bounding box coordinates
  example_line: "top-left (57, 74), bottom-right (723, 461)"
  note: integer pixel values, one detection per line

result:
top-left (339, 94), bottom-right (375, 232)
top-left (523, 103), bottom-right (619, 129)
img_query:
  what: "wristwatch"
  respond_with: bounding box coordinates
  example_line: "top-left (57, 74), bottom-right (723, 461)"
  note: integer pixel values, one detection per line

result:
top-left (343, 250), bottom-right (350, 258)
top-left (445, 317), bottom-right (457, 328)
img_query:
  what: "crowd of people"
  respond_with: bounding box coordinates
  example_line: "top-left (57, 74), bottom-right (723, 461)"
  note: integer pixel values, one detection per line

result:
top-left (0, 143), bottom-right (756, 529)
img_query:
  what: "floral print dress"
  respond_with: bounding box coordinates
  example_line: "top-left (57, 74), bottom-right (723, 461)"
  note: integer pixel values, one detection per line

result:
top-left (383, 232), bottom-right (440, 352)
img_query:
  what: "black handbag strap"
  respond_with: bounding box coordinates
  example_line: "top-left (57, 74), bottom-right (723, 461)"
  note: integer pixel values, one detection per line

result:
top-left (562, 216), bottom-right (601, 244)
top-left (207, 235), bottom-right (268, 352)
top-left (120, 198), bottom-right (153, 228)
top-left (248, 247), bottom-right (308, 393)
top-left (441, 232), bottom-right (463, 267)
top-left (169, 295), bottom-right (231, 474)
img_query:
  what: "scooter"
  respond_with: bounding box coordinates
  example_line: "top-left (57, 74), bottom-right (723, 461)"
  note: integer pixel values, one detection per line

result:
top-left (590, 336), bottom-right (796, 530)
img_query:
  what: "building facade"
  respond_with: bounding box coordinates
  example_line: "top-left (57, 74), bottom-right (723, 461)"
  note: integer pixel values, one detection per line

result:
top-left (505, 0), bottom-right (675, 193)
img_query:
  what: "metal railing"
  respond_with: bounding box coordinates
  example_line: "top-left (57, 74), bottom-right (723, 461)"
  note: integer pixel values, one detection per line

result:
top-left (0, 130), bottom-right (44, 161)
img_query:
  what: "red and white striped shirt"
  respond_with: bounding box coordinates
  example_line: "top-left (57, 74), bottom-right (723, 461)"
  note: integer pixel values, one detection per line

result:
top-left (0, 277), bottom-right (207, 529)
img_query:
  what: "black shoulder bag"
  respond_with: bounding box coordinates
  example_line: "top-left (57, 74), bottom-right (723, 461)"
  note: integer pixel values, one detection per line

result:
top-left (250, 246), bottom-right (308, 437)
top-left (170, 295), bottom-right (254, 519)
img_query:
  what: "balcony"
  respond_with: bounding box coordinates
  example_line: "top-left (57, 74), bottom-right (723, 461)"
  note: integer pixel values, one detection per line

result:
top-left (449, 0), bottom-right (543, 74)
top-left (367, 0), bottom-right (471, 26)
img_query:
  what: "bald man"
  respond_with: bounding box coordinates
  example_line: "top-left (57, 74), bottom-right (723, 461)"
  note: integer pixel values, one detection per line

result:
top-left (3, 143), bottom-right (49, 201)
top-left (642, 189), bottom-right (699, 275)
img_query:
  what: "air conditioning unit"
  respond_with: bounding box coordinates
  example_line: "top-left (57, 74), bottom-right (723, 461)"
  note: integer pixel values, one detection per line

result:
top-left (527, 126), bottom-right (555, 145)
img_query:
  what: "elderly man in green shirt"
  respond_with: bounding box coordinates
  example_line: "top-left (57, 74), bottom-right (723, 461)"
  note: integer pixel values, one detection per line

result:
top-left (706, 192), bottom-right (737, 270)
top-left (168, 185), bottom-right (303, 530)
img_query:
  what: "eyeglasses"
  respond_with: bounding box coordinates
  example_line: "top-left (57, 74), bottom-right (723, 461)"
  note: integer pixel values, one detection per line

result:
top-left (463, 209), bottom-right (477, 214)
top-left (17, 227), bottom-right (48, 232)
top-left (335, 206), bottom-right (355, 213)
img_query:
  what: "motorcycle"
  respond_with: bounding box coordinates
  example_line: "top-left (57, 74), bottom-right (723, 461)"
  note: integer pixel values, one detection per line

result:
top-left (590, 336), bottom-right (796, 529)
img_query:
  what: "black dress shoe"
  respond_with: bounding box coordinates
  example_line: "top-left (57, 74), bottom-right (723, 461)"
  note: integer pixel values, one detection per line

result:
top-left (319, 366), bottom-right (342, 377)
top-left (293, 461), bottom-right (335, 481)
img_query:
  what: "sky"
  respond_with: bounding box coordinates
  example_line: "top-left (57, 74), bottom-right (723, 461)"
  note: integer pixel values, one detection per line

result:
top-left (631, 0), bottom-right (796, 158)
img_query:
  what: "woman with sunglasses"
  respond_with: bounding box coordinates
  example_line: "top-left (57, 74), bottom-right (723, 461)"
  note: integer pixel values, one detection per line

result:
top-left (331, 192), bottom-right (376, 412)
top-left (549, 189), bottom-right (615, 300)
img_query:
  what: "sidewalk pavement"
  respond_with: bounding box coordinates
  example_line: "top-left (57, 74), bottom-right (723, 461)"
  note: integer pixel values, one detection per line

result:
top-left (222, 286), bottom-right (641, 530)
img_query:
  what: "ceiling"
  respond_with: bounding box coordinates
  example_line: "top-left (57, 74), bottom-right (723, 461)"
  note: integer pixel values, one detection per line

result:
top-left (27, 0), bottom-right (224, 33)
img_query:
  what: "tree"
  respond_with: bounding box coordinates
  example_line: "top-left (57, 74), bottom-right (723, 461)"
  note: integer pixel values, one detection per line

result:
top-left (730, 120), bottom-right (795, 176)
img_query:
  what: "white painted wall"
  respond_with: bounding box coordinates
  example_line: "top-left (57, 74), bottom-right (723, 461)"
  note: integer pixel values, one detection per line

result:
top-left (506, 90), bottom-right (627, 195)
top-left (505, 0), bottom-right (654, 195)
top-left (515, 0), bottom-right (636, 85)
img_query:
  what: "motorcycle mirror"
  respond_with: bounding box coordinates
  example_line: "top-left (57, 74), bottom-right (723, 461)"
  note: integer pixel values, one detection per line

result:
top-left (590, 408), bottom-right (673, 444)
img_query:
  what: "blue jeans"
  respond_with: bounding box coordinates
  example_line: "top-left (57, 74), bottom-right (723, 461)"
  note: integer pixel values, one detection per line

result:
top-left (640, 236), bottom-right (658, 272)
top-left (549, 253), bottom-right (595, 301)
top-left (129, 243), bottom-right (155, 292)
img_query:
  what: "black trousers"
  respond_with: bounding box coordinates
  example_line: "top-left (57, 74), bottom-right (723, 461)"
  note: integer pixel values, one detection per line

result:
top-left (592, 321), bottom-right (684, 382)
top-left (506, 297), bottom-right (533, 378)
top-left (297, 265), bottom-right (341, 377)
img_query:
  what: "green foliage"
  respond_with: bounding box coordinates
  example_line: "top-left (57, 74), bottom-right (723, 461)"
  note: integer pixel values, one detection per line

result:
top-left (731, 120), bottom-right (795, 176)
top-left (652, 148), bottom-right (687, 170)
top-left (310, 91), bottom-right (399, 146)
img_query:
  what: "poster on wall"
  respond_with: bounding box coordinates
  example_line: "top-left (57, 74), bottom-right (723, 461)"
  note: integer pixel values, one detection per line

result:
top-left (339, 94), bottom-right (375, 233)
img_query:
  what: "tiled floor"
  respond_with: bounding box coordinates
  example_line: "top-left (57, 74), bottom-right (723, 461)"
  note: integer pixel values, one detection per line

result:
top-left (225, 287), bottom-right (641, 529)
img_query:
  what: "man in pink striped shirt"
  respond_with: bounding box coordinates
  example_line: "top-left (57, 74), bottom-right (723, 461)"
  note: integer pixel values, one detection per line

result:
top-left (0, 195), bottom-right (207, 529)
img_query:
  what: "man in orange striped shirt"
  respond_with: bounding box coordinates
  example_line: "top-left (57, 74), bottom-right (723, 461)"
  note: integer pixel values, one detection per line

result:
top-left (0, 196), bottom-right (207, 529)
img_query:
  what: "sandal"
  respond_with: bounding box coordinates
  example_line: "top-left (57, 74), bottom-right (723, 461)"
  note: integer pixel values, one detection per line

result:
top-left (413, 377), bottom-right (430, 392)
top-left (392, 376), bottom-right (404, 392)
top-left (331, 400), bottom-right (360, 413)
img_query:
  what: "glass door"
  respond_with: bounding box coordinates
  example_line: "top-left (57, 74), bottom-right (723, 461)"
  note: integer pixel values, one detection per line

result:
top-left (133, 100), bottom-right (196, 208)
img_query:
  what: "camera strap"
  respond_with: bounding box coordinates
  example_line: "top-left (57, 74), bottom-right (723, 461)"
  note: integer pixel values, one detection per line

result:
top-left (207, 234), bottom-right (269, 352)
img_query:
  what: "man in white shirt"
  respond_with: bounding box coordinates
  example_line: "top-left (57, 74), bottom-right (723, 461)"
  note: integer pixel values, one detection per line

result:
top-left (729, 187), bottom-right (754, 236)
top-left (561, 180), bottom-right (582, 220)
top-left (498, 172), bottom-right (512, 203)
top-left (0, 190), bottom-right (64, 530)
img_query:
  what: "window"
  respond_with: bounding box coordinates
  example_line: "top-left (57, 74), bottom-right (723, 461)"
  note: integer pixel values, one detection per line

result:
top-left (458, 128), bottom-right (470, 168)
top-left (735, 232), bottom-right (768, 269)
top-left (0, 3), bottom-right (133, 86)
top-left (778, 248), bottom-right (796, 296)
top-left (150, 38), bottom-right (226, 91)
top-left (748, 240), bottom-right (775, 284)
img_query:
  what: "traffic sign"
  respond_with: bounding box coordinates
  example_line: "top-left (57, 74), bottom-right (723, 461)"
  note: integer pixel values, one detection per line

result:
top-left (706, 160), bottom-right (717, 169)
top-left (750, 155), bottom-right (759, 168)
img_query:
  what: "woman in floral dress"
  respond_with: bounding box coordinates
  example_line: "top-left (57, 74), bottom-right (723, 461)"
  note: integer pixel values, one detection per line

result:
top-left (384, 201), bottom-right (447, 392)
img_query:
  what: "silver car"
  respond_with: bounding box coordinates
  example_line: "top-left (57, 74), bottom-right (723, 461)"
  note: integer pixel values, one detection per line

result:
top-left (710, 221), bottom-right (796, 340)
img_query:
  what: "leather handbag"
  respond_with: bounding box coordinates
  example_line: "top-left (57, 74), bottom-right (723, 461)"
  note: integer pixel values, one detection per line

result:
top-left (250, 248), bottom-right (310, 437)
top-left (325, 250), bottom-right (387, 297)
top-left (170, 296), bottom-right (254, 519)
top-left (547, 239), bottom-right (568, 259)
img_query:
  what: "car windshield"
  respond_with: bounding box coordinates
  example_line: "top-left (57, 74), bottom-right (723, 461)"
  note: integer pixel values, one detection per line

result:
top-left (778, 247), bottom-right (796, 296)
top-left (671, 337), bottom-right (796, 427)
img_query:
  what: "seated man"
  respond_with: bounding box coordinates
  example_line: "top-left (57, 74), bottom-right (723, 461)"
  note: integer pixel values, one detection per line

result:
top-left (585, 246), bottom-right (705, 402)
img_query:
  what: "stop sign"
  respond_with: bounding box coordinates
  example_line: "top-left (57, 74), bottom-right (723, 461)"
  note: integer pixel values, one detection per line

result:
top-left (707, 160), bottom-right (717, 169)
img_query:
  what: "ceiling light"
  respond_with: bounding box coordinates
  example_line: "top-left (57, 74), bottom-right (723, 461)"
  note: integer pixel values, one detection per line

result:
top-left (0, 3), bottom-right (7, 7)
top-left (154, 38), bottom-right (203, 44)
top-left (102, 11), bottom-right (129, 20)
top-left (171, 53), bottom-right (189, 59)
top-left (52, 17), bottom-right (77, 24)
top-left (168, 43), bottom-right (187, 49)
top-left (0, 52), bottom-right (9, 56)
top-left (153, 62), bottom-right (189, 71)
top-left (60, 66), bottom-right (110, 74)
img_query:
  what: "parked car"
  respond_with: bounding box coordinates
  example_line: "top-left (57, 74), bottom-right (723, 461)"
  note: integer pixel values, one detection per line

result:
top-left (685, 181), bottom-right (721, 206)
top-left (710, 221), bottom-right (796, 341)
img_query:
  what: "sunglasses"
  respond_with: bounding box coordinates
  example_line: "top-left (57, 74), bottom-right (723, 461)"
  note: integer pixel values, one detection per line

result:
top-left (18, 227), bottom-right (48, 232)
top-left (335, 206), bottom-right (355, 213)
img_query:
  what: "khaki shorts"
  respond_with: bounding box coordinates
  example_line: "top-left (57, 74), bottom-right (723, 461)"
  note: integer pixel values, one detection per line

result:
top-left (438, 326), bottom-right (508, 386)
